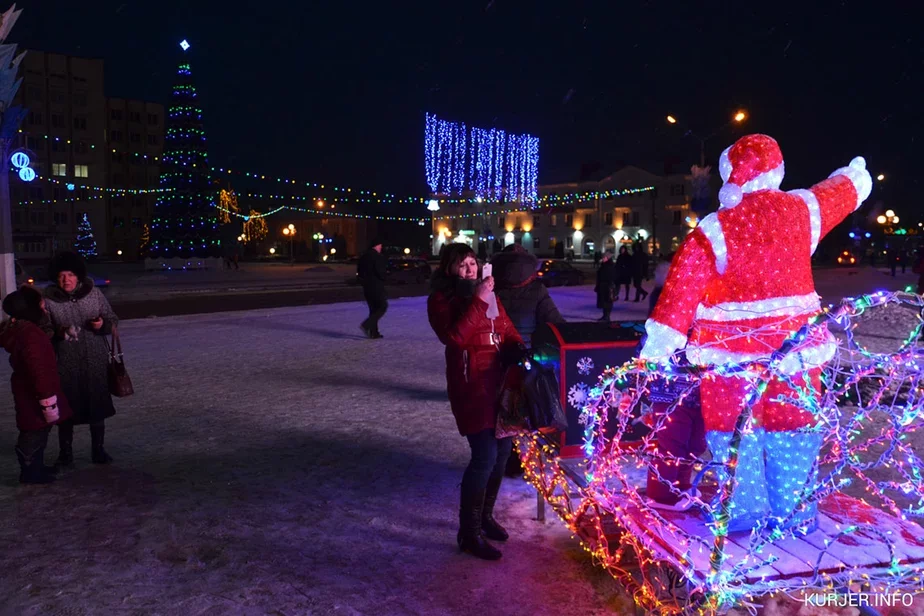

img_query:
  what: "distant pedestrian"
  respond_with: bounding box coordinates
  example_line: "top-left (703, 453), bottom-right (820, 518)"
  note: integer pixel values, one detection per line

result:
top-left (44, 252), bottom-right (119, 466)
top-left (900, 249), bottom-right (908, 274)
top-left (1, 287), bottom-right (73, 484)
top-left (631, 244), bottom-right (649, 303)
top-left (593, 251), bottom-right (601, 270)
top-left (357, 237), bottom-right (388, 339)
top-left (913, 250), bottom-right (924, 295)
top-left (595, 252), bottom-right (617, 321)
top-left (889, 248), bottom-right (898, 277)
top-left (428, 243), bottom-right (524, 560)
top-left (615, 245), bottom-right (633, 301)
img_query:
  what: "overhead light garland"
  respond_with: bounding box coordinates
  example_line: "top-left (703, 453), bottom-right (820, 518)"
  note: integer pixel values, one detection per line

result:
top-left (517, 290), bottom-right (924, 614)
top-left (425, 112), bottom-right (539, 203)
top-left (38, 176), bottom-right (173, 195)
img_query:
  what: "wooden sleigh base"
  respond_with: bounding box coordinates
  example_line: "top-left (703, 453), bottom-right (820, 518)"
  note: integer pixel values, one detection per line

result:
top-left (517, 433), bottom-right (924, 615)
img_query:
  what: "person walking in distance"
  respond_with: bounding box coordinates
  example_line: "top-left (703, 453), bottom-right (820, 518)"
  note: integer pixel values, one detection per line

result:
top-left (595, 252), bottom-right (617, 321)
top-left (615, 245), bottom-right (633, 301)
top-left (631, 243), bottom-right (650, 303)
top-left (358, 238), bottom-right (388, 339)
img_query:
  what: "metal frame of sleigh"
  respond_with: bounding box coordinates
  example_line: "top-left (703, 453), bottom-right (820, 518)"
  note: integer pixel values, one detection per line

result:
top-left (516, 292), bottom-right (924, 615)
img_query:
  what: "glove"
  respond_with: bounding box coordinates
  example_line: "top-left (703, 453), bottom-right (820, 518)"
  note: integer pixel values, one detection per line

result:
top-left (829, 156), bottom-right (872, 207)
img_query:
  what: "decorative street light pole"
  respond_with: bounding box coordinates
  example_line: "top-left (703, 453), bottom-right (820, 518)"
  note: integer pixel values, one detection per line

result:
top-left (666, 110), bottom-right (748, 167)
top-left (282, 224), bottom-right (296, 263)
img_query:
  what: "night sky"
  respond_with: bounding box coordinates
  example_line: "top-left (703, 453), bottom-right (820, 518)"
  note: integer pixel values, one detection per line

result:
top-left (15, 1), bottom-right (923, 220)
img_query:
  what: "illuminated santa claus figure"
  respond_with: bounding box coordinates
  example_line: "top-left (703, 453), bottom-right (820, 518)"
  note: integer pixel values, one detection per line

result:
top-left (639, 134), bottom-right (872, 533)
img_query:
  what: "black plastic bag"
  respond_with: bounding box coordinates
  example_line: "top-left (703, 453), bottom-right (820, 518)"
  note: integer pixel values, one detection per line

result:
top-left (522, 362), bottom-right (568, 432)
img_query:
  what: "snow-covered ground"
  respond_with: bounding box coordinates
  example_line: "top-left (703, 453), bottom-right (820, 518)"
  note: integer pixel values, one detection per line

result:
top-left (0, 269), bottom-right (919, 616)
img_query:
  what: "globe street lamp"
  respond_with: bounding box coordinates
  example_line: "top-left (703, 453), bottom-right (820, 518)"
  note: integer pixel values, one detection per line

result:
top-left (282, 224), bottom-right (296, 262)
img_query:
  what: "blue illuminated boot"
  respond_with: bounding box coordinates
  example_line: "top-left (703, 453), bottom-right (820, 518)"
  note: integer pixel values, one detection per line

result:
top-left (704, 430), bottom-right (769, 533)
top-left (764, 431), bottom-right (823, 535)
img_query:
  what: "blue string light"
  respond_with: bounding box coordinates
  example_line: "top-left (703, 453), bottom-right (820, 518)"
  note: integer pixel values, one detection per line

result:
top-left (424, 113), bottom-right (539, 203)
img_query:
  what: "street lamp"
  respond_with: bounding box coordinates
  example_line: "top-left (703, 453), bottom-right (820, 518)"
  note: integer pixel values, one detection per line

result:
top-left (666, 110), bottom-right (749, 167)
top-left (877, 174), bottom-right (885, 181)
top-left (877, 215), bottom-right (888, 224)
top-left (282, 225), bottom-right (296, 261)
top-left (886, 209), bottom-right (895, 218)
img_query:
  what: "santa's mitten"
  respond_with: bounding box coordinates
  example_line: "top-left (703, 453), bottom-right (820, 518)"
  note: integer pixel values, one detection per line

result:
top-left (638, 319), bottom-right (687, 363)
top-left (829, 156), bottom-right (872, 208)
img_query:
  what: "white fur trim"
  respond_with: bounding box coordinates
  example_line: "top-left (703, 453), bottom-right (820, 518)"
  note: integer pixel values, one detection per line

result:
top-left (828, 156), bottom-right (872, 211)
top-left (686, 336), bottom-right (836, 375)
top-left (639, 320), bottom-right (688, 361)
top-left (719, 146), bottom-right (733, 183)
top-left (740, 163), bottom-right (785, 193)
top-left (788, 189), bottom-right (821, 254)
top-left (695, 292), bottom-right (821, 322)
top-left (697, 214), bottom-right (728, 275)
top-left (39, 395), bottom-right (58, 407)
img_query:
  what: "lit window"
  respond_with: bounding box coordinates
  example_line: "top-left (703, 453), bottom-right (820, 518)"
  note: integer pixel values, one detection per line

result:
top-left (52, 163), bottom-right (67, 177)
top-left (75, 165), bottom-right (89, 178)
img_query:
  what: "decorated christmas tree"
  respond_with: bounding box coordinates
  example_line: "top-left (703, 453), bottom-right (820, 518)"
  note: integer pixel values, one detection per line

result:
top-left (149, 41), bottom-right (220, 259)
top-left (75, 213), bottom-right (98, 259)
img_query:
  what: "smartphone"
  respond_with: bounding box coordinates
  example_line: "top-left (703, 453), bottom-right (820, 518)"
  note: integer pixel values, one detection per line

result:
top-left (481, 263), bottom-right (492, 279)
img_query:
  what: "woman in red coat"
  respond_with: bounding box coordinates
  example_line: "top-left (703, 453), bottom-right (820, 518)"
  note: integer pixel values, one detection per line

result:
top-left (428, 243), bottom-right (524, 560)
top-left (1, 287), bottom-right (72, 484)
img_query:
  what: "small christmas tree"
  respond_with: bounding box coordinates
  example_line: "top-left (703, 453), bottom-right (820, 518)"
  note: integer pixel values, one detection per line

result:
top-left (76, 213), bottom-right (98, 259)
top-left (138, 223), bottom-right (151, 257)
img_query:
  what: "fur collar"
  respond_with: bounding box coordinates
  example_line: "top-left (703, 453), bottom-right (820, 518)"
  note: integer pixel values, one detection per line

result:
top-left (44, 278), bottom-right (95, 303)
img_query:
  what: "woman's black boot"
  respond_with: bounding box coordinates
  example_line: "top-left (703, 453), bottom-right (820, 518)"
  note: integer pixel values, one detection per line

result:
top-left (56, 422), bottom-right (74, 469)
top-left (458, 491), bottom-right (502, 560)
top-left (16, 447), bottom-right (55, 484)
top-left (481, 476), bottom-right (509, 541)
top-left (90, 423), bottom-right (113, 464)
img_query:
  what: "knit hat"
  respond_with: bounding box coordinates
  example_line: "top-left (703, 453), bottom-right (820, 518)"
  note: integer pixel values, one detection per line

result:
top-left (48, 251), bottom-right (87, 282)
top-left (369, 236), bottom-right (385, 249)
top-left (717, 134), bottom-right (785, 209)
top-left (2, 286), bottom-right (45, 324)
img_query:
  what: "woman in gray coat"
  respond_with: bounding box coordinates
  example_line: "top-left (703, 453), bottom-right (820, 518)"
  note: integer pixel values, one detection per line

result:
top-left (43, 252), bottom-right (119, 466)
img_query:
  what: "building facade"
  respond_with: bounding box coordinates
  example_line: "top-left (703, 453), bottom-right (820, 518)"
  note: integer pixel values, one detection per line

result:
top-left (431, 166), bottom-right (707, 259)
top-left (106, 98), bottom-right (164, 258)
top-left (8, 51), bottom-right (163, 264)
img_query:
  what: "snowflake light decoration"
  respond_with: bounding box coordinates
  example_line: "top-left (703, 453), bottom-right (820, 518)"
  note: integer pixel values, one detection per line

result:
top-left (567, 382), bottom-right (590, 410)
top-left (577, 356), bottom-right (595, 376)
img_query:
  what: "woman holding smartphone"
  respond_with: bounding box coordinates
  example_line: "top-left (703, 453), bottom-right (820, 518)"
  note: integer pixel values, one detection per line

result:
top-left (428, 244), bottom-right (524, 560)
top-left (43, 252), bottom-right (120, 467)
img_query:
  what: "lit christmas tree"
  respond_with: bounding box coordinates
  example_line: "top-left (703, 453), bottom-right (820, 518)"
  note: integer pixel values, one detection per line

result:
top-left (75, 213), bottom-right (98, 259)
top-left (138, 223), bottom-right (150, 257)
top-left (149, 41), bottom-right (220, 259)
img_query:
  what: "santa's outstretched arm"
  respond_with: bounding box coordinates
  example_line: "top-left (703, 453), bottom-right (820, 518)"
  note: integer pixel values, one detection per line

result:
top-left (639, 231), bottom-right (716, 361)
top-left (788, 157), bottom-right (873, 254)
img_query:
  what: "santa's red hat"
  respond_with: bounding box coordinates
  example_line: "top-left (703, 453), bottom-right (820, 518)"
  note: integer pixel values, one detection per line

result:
top-left (717, 134), bottom-right (785, 208)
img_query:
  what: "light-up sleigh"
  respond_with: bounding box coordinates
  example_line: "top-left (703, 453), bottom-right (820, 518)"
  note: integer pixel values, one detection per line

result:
top-left (518, 293), bottom-right (924, 615)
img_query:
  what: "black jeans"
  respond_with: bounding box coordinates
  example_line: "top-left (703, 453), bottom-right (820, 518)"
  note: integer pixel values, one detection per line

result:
top-left (361, 287), bottom-right (388, 334)
top-left (461, 428), bottom-right (513, 504)
top-left (17, 427), bottom-right (51, 458)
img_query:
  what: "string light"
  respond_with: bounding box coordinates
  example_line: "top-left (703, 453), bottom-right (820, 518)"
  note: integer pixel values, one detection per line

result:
top-left (425, 113), bottom-right (539, 202)
top-left (517, 291), bottom-right (924, 614)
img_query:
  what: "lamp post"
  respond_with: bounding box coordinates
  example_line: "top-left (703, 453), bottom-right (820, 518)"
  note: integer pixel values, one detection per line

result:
top-left (282, 224), bottom-right (296, 263)
top-left (666, 110), bottom-right (748, 167)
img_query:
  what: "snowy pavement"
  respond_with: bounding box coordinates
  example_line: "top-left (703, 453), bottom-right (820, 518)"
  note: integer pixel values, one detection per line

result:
top-left (0, 270), bottom-right (918, 616)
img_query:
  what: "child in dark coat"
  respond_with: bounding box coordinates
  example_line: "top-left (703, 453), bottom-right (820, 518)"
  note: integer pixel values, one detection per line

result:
top-left (1, 287), bottom-right (73, 484)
